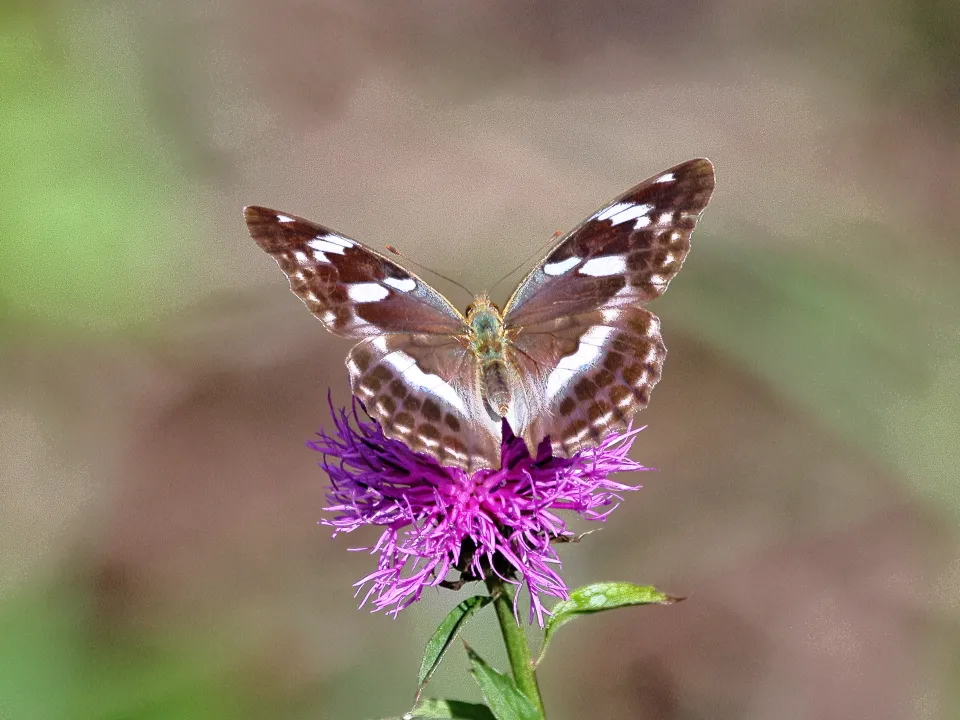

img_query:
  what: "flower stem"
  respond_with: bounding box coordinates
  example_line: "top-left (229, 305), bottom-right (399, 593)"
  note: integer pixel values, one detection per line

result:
top-left (485, 575), bottom-right (546, 716)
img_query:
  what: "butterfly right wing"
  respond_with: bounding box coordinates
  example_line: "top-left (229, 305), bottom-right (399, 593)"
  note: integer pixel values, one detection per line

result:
top-left (244, 206), bottom-right (468, 338)
top-left (348, 333), bottom-right (501, 471)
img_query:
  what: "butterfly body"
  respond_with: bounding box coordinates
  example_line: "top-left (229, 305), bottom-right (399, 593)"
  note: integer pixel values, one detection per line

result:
top-left (245, 158), bottom-right (715, 472)
top-left (465, 294), bottom-right (514, 417)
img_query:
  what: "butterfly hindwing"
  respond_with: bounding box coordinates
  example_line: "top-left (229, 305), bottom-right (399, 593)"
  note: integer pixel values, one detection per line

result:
top-left (244, 206), bottom-right (467, 338)
top-left (347, 334), bottom-right (501, 471)
top-left (509, 307), bottom-right (666, 456)
top-left (503, 158), bottom-right (714, 328)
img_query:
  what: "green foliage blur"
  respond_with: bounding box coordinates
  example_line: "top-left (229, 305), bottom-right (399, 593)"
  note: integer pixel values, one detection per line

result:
top-left (0, 579), bottom-right (324, 720)
top-left (1, 6), bottom-right (207, 332)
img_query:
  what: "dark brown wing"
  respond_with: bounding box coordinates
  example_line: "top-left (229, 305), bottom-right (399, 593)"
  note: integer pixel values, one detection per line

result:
top-left (244, 206), bottom-right (468, 338)
top-left (502, 158), bottom-right (714, 328)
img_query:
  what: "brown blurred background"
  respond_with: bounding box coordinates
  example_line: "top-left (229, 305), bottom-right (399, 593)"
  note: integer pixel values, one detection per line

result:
top-left (2, 1), bottom-right (959, 718)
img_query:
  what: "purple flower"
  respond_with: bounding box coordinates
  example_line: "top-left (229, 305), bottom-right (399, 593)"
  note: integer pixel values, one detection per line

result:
top-left (309, 399), bottom-right (650, 625)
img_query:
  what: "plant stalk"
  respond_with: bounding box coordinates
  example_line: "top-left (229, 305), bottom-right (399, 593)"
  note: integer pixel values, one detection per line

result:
top-left (485, 575), bottom-right (545, 716)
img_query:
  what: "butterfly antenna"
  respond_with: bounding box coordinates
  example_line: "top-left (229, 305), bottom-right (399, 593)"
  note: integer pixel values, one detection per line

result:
top-left (385, 245), bottom-right (476, 300)
top-left (488, 229), bottom-right (564, 295)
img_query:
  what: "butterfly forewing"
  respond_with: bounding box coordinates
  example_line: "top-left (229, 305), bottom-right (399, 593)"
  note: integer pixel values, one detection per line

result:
top-left (503, 158), bottom-right (714, 328)
top-left (244, 206), bottom-right (467, 338)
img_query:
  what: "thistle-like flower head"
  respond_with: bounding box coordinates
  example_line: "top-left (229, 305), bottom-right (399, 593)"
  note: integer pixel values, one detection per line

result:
top-left (310, 399), bottom-right (649, 625)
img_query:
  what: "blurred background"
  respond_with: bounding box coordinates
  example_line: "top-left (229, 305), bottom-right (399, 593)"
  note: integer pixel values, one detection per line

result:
top-left (2, 1), bottom-right (959, 718)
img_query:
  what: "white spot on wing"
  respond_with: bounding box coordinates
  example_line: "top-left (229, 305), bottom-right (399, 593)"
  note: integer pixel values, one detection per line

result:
top-left (647, 315), bottom-right (661, 336)
top-left (356, 385), bottom-right (375, 398)
top-left (384, 276), bottom-right (417, 292)
top-left (276, 214), bottom-right (295, 223)
top-left (654, 173), bottom-right (674, 184)
top-left (633, 215), bottom-right (651, 229)
top-left (595, 203), bottom-right (631, 221)
top-left (419, 434), bottom-right (440, 448)
top-left (594, 410), bottom-right (615, 426)
top-left (600, 308), bottom-right (620, 324)
top-left (505, 400), bottom-right (523, 433)
top-left (543, 256), bottom-right (580, 276)
top-left (382, 351), bottom-right (467, 415)
top-left (346, 282), bottom-right (390, 303)
top-left (308, 238), bottom-right (347, 256)
top-left (597, 203), bottom-right (654, 226)
top-left (322, 233), bottom-right (354, 248)
top-left (579, 255), bottom-right (626, 277)
top-left (546, 325), bottom-right (616, 401)
top-left (312, 250), bottom-right (330, 263)
top-left (445, 444), bottom-right (467, 461)
top-left (294, 250), bottom-right (310, 265)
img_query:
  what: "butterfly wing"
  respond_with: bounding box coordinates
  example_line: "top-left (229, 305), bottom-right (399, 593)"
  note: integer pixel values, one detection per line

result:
top-left (347, 334), bottom-right (501, 471)
top-left (503, 159), bottom-right (714, 454)
top-left (245, 207), bottom-right (500, 470)
top-left (509, 307), bottom-right (665, 456)
top-left (503, 159), bottom-right (714, 326)
top-left (244, 206), bottom-right (468, 337)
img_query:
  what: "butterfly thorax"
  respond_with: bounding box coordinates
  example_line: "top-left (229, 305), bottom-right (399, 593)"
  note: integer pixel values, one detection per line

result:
top-left (466, 295), bottom-right (512, 417)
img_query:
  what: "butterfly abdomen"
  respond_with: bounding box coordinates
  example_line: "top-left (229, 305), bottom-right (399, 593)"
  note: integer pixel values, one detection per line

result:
top-left (480, 360), bottom-right (511, 417)
top-left (466, 296), bottom-right (512, 417)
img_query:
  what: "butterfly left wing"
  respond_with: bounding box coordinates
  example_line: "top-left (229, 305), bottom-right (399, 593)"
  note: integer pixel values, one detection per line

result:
top-left (244, 206), bottom-right (468, 338)
top-left (502, 159), bottom-right (714, 455)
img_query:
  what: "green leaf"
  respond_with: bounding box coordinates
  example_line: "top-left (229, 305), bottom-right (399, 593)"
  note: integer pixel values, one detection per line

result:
top-left (465, 646), bottom-right (542, 720)
top-left (537, 582), bottom-right (680, 666)
top-left (417, 596), bottom-right (492, 694)
top-left (400, 698), bottom-right (497, 719)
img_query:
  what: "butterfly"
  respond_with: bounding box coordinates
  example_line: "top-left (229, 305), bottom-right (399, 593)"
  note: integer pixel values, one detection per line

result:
top-left (245, 158), bottom-right (715, 472)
